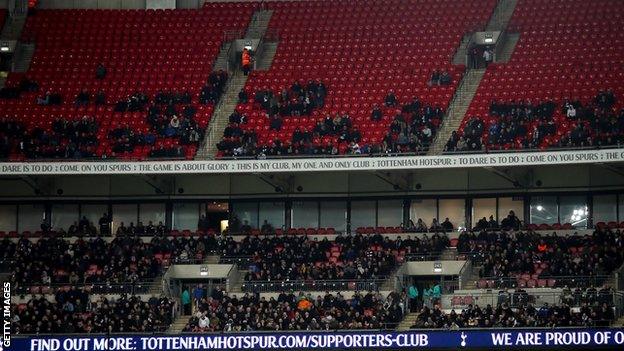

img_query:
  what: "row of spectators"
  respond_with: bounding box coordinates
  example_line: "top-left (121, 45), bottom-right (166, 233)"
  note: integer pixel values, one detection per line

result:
top-left (457, 228), bottom-right (624, 279)
top-left (183, 291), bottom-right (403, 332)
top-left (0, 70), bottom-right (228, 160)
top-left (219, 234), bottom-right (409, 282)
top-left (0, 116), bottom-right (99, 159)
top-left (446, 92), bottom-right (622, 152)
top-left (377, 92), bottom-right (444, 154)
top-left (12, 293), bottom-right (173, 334)
top-left (411, 302), bottom-right (614, 329)
top-left (2, 235), bottom-right (165, 287)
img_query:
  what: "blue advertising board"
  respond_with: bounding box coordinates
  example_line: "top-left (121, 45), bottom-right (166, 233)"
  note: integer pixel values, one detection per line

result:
top-left (4, 328), bottom-right (624, 351)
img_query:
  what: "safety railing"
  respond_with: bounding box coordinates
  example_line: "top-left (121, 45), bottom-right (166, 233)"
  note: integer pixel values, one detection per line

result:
top-left (476, 275), bottom-right (612, 289)
top-left (219, 255), bottom-right (253, 266)
top-left (404, 252), bottom-right (443, 262)
top-left (446, 289), bottom-right (616, 309)
top-left (12, 281), bottom-right (162, 295)
top-left (241, 278), bottom-right (388, 293)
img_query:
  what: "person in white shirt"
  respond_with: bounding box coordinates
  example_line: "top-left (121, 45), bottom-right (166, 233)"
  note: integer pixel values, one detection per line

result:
top-left (199, 314), bottom-right (210, 329)
top-left (422, 126), bottom-right (432, 139)
top-left (483, 48), bottom-right (493, 67)
top-left (566, 104), bottom-right (576, 118)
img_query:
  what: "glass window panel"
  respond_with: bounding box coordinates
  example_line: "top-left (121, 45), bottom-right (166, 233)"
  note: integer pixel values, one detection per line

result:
top-left (350, 201), bottom-right (376, 230)
top-left (232, 202), bottom-right (258, 229)
top-left (320, 201), bottom-right (347, 232)
top-left (438, 199), bottom-right (465, 230)
top-left (593, 195), bottom-right (617, 224)
top-left (80, 204), bottom-right (108, 232)
top-left (410, 199), bottom-right (437, 226)
top-left (112, 204), bottom-right (138, 233)
top-left (530, 196), bottom-right (557, 225)
top-left (0, 205), bottom-right (17, 232)
top-left (498, 197), bottom-right (524, 224)
top-left (472, 198), bottom-right (496, 227)
top-left (559, 196), bottom-right (587, 228)
top-left (619, 195), bottom-right (624, 224)
top-left (51, 204), bottom-right (79, 232)
top-left (292, 201), bottom-right (318, 229)
top-left (139, 203), bottom-right (166, 226)
top-left (259, 202), bottom-right (285, 230)
top-left (173, 203), bottom-right (199, 231)
top-left (18, 204), bottom-right (45, 233)
top-left (377, 200), bottom-right (403, 227)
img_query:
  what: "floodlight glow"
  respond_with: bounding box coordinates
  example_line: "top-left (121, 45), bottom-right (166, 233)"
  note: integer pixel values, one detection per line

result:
top-left (536, 205), bottom-right (544, 211)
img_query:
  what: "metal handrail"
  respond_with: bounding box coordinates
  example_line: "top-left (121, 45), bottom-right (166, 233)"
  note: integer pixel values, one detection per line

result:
top-left (241, 278), bottom-right (388, 292)
top-left (12, 281), bottom-right (162, 295)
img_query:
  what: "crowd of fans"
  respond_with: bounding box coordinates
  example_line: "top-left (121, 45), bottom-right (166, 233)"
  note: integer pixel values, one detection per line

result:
top-left (377, 91), bottom-right (444, 154)
top-left (217, 84), bottom-right (446, 157)
top-left (0, 116), bottom-right (99, 159)
top-left (183, 290), bottom-right (403, 331)
top-left (12, 292), bottom-right (174, 334)
top-left (446, 92), bottom-right (622, 152)
top-left (219, 234), bottom-right (401, 282)
top-left (411, 301), bottom-right (614, 329)
top-left (457, 228), bottom-right (624, 281)
top-left (2, 235), bottom-right (166, 287)
top-left (0, 68), bottom-right (229, 160)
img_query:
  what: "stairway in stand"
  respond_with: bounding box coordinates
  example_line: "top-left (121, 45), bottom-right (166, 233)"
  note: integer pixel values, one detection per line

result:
top-left (196, 9), bottom-right (276, 159)
top-left (396, 312), bottom-right (419, 331)
top-left (196, 72), bottom-right (248, 159)
top-left (427, 69), bottom-right (486, 155)
top-left (167, 315), bottom-right (192, 333)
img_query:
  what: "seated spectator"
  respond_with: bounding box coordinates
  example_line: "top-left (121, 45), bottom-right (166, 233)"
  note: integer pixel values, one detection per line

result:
top-left (94, 91), bottom-right (106, 105)
top-left (430, 70), bottom-right (441, 85)
top-left (238, 89), bottom-right (248, 104)
top-left (439, 71), bottom-right (452, 85)
top-left (95, 63), bottom-right (107, 79)
top-left (75, 90), bottom-right (90, 106)
top-left (384, 90), bottom-right (398, 107)
top-left (500, 210), bottom-right (520, 230)
top-left (184, 291), bottom-right (403, 332)
top-left (440, 218), bottom-right (453, 232)
top-left (371, 104), bottom-right (382, 121)
top-left (12, 293), bottom-right (174, 334)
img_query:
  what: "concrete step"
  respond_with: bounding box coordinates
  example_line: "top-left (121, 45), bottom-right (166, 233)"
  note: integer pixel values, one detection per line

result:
top-left (245, 10), bottom-right (273, 39)
top-left (427, 69), bottom-right (486, 155)
top-left (198, 72), bottom-right (250, 159)
top-left (167, 315), bottom-right (191, 334)
top-left (452, 33), bottom-right (473, 65)
top-left (14, 43), bottom-right (35, 73)
top-left (256, 42), bottom-right (278, 70)
top-left (486, 0), bottom-right (519, 31)
top-left (0, 17), bottom-right (26, 41)
top-left (496, 33), bottom-right (520, 63)
top-left (396, 312), bottom-right (419, 331)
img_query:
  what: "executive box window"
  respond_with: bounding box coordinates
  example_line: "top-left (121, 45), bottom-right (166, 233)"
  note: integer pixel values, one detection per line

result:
top-left (18, 204), bottom-right (45, 232)
top-left (259, 202), bottom-right (285, 230)
top-left (350, 201), bottom-right (376, 229)
top-left (410, 199), bottom-right (437, 226)
top-left (472, 198), bottom-right (496, 228)
top-left (559, 196), bottom-right (588, 227)
top-left (320, 201), bottom-right (347, 232)
top-left (439, 199), bottom-right (465, 230)
top-left (292, 201), bottom-right (319, 229)
top-left (173, 203), bottom-right (200, 231)
top-left (593, 195), bottom-right (617, 223)
top-left (0, 205), bottom-right (17, 232)
top-left (378, 200), bottom-right (403, 227)
top-left (530, 196), bottom-right (558, 224)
